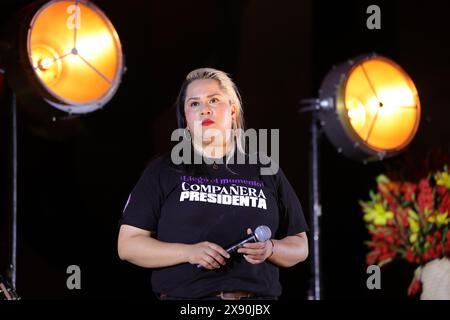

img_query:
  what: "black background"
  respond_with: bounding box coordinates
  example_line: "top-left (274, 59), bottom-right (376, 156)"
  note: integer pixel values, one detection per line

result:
top-left (0, 0), bottom-right (449, 300)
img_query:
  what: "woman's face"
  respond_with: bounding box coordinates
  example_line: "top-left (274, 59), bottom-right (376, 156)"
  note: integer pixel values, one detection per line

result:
top-left (184, 79), bottom-right (236, 147)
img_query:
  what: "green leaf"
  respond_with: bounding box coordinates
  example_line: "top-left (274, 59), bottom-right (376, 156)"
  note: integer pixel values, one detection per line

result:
top-left (442, 226), bottom-right (449, 244)
top-left (408, 209), bottom-right (419, 220)
top-left (376, 175), bottom-right (390, 184)
top-left (369, 190), bottom-right (380, 202)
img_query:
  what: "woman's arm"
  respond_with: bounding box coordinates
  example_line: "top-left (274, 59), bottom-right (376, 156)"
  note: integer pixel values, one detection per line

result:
top-left (238, 231), bottom-right (308, 267)
top-left (117, 224), bottom-right (230, 269)
top-left (267, 232), bottom-right (308, 267)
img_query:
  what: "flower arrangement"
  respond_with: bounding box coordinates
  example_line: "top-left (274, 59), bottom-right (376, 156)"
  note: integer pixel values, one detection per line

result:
top-left (360, 165), bottom-right (450, 296)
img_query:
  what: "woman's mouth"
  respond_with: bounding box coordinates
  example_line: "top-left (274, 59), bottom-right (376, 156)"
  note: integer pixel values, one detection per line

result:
top-left (201, 119), bottom-right (215, 126)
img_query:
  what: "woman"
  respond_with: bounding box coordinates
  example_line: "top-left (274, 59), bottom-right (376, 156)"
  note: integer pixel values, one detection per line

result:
top-left (118, 68), bottom-right (308, 300)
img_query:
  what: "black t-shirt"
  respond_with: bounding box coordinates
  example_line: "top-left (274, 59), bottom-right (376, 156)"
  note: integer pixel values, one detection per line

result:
top-left (120, 152), bottom-right (308, 298)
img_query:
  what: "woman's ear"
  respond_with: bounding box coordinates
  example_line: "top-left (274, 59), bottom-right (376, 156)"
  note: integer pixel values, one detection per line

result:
top-left (231, 104), bottom-right (237, 120)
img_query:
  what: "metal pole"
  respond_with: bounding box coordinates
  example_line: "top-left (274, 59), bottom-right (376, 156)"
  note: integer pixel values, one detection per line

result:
top-left (2, 76), bottom-right (18, 289)
top-left (6, 84), bottom-right (18, 290)
top-left (308, 110), bottom-right (321, 300)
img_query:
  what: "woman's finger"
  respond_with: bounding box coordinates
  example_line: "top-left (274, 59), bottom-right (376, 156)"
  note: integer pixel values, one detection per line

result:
top-left (238, 246), bottom-right (266, 256)
top-left (243, 254), bottom-right (262, 264)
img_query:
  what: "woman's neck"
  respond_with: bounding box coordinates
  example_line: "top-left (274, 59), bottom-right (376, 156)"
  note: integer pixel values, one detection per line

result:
top-left (192, 140), bottom-right (232, 159)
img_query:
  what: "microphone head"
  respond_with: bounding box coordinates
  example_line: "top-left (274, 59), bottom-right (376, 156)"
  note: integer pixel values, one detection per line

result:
top-left (254, 225), bottom-right (272, 242)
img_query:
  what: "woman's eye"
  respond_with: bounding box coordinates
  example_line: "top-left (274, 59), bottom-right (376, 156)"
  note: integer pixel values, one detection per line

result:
top-left (190, 101), bottom-right (199, 107)
top-left (210, 98), bottom-right (219, 104)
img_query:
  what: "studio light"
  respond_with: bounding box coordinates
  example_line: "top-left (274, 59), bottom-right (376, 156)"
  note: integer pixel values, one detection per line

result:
top-left (0, 0), bottom-right (125, 291)
top-left (2, 0), bottom-right (124, 118)
top-left (318, 54), bottom-right (421, 162)
top-left (299, 53), bottom-right (421, 300)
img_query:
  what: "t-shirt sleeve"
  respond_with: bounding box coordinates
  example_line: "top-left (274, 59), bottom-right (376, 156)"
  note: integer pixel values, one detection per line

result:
top-left (275, 167), bottom-right (309, 238)
top-left (120, 163), bottom-right (164, 232)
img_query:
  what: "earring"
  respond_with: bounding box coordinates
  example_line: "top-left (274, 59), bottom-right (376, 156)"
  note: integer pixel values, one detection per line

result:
top-left (183, 127), bottom-right (191, 141)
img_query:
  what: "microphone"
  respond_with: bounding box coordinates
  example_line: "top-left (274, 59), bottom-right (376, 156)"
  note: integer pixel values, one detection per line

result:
top-left (196, 225), bottom-right (272, 269)
top-left (225, 225), bottom-right (272, 254)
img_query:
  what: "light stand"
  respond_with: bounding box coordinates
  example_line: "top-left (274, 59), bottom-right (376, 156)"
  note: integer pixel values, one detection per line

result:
top-left (8, 86), bottom-right (17, 291)
top-left (0, 69), bottom-right (18, 290)
top-left (298, 53), bottom-right (420, 300)
top-left (299, 98), bottom-right (332, 300)
top-left (0, 0), bottom-right (125, 295)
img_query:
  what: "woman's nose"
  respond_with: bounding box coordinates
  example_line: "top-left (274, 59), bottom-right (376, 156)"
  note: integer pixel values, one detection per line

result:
top-left (200, 103), bottom-right (212, 115)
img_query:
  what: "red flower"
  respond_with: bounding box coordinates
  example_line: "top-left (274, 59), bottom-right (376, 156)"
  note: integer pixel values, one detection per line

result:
top-left (418, 178), bottom-right (433, 213)
top-left (423, 244), bottom-right (443, 262)
top-left (436, 185), bottom-right (448, 197)
top-left (435, 244), bottom-right (443, 257)
top-left (438, 193), bottom-right (450, 213)
top-left (406, 249), bottom-right (416, 263)
top-left (372, 232), bottom-right (386, 242)
top-left (435, 231), bottom-right (442, 241)
top-left (402, 182), bottom-right (417, 202)
top-left (366, 254), bottom-right (376, 265)
top-left (408, 279), bottom-right (421, 296)
top-left (385, 235), bottom-right (395, 244)
top-left (397, 208), bottom-right (409, 227)
top-left (445, 238), bottom-right (450, 255)
top-left (378, 243), bottom-right (389, 254)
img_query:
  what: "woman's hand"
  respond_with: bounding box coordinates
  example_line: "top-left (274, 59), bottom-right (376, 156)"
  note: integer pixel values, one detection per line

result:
top-left (237, 228), bottom-right (274, 264)
top-left (186, 241), bottom-right (230, 270)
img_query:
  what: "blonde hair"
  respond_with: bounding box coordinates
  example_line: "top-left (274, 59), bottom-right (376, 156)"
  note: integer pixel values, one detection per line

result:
top-left (176, 68), bottom-right (246, 158)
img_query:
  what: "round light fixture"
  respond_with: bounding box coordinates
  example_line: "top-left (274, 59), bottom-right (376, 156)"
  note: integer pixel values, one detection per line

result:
top-left (2, 0), bottom-right (124, 118)
top-left (318, 54), bottom-right (421, 162)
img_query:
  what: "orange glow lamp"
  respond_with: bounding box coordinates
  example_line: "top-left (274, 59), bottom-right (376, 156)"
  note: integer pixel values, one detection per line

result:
top-left (2, 0), bottom-right (124, 119)
top-left (317, 54), bottom-right (420, 162)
